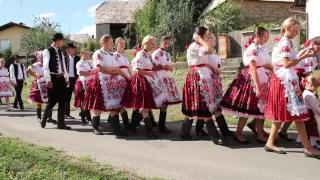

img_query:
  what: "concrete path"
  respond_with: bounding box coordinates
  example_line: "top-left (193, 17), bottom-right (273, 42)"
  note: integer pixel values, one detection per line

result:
top-left (0, 107), bottom-right (319, 180)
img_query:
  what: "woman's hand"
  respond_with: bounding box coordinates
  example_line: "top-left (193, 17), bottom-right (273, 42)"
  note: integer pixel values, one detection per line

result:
top-left (256, 88), bottom-right (261, 97)
top-left (148, 71), bottom-right (155, 79)
top-left (212, 67), bottom-right (221, 74)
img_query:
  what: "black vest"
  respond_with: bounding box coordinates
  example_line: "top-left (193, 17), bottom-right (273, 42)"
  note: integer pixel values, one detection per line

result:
top-left (47, 46), bottom-right (64, 73)
top-left (13, 63), bottom-right (25, 81)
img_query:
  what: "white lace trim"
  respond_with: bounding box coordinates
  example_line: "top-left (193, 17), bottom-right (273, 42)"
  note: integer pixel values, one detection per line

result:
top-left (144, 75), bottom-right (168, 108)
top-left (0, 91), bottom-right (14, 97)
top-left (99, 73), bottom-right (122, 110)
top-left (221, 107), bottom-right (265, 119)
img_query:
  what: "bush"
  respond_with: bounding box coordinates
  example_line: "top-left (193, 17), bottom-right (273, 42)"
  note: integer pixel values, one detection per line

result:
top-left (245, 23), bottom-right (280, 31)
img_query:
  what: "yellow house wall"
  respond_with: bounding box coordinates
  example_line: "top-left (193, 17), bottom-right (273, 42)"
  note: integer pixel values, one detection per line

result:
top-left (0, 26), bottom-right (29, 56)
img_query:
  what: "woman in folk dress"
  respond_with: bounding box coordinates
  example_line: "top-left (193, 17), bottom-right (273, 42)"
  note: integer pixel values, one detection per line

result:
top-left (220, 27), bottom-right (271, 144)
top-left (74, 48), bottom-right (93, 126)
top-left (121, 35), bottom-right (167, 139)
top-left (151, 36), bottom-right (182, 133)
top-left (0, 58), bottom-right (14, 111)
top-left (113, 37), bottom-right (131, 129)
top-left (27, 51), bottom-right (56, 123)
top-left (83, 34), bottom-right (129, 136)
top-left (264, 17), bottom-right (320, 158)
top-left (181, 26), bottom-right (224, 145)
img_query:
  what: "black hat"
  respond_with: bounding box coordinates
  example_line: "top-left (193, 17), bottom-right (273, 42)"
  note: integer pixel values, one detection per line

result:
top-left (52, 33), bottom-right (64, 41)
top-left (66, 43), bottom-right (76, 48)
top-left (11, 55), bottom-right (21, 59)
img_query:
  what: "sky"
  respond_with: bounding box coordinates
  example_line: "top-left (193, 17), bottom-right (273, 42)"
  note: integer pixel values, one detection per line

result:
top-left (0, 0), bottom-right (123, 37)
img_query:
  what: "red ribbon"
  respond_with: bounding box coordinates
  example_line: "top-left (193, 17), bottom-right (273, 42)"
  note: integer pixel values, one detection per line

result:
top-left (244, 37), bottom-right (253, 48)
top-left (304, 40), bottom-right (311, 47)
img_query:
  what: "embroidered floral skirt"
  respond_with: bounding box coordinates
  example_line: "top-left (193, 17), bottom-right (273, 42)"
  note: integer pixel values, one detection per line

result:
top-left (121, 73), bottom-right (166, 109)
top-left (0, 80), bottom-right (14, 98)
top-left (83, 70), bottom-right (126, 112)
top-left (305, 110), bottom-right (319, 137)
top-left (264, 74), bottom-right (309, 122)
top-left (181, 69), bottom-right (212, 119)
top-left (28, 79), bottom-right (47, 103)
top-left (159, 75), bottom-right (182, 105)
top-left (296, 71), bottom-right (306, 91)
top-left (74, 79), bottom-right (85, 108)
top-left (219, 69), bottom-right (266, 119)
top-left (212, 73), bottom-right (223, 112)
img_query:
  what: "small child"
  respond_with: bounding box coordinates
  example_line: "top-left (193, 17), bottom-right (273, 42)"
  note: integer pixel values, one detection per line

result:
top-left (0, 58), bottom-right (14, 111)
top-left (296, 75), bottom-right (320, 150)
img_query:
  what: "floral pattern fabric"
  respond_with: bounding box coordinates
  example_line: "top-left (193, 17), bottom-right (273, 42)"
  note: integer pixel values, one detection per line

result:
top-left (0, 67), bottom-right (14, 97)
top-left (27, 63), bottom-right (48, 103)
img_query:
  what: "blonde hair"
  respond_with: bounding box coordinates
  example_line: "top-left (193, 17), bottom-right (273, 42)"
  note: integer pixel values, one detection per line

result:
top-left (281, 17), bottom-right (301, 36)
top-left (0, 58), bottom-right (5, 66)
top-left (115, 37), bottom-right (124, 46)
top-left (80, 48), bottom-right (88, 54)
top-left (142, 35), bottom-right (155, 48)
top-left (100, 34), bottom-right (113, 46)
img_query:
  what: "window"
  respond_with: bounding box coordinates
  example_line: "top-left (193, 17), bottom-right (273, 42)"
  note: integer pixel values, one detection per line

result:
top-left (0, 40), bottom-right (11, 52)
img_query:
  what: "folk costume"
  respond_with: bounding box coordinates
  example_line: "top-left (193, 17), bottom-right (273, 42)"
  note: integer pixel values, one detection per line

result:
top-left (83, 48), bottom-right (128, 136)
top-left (180, 42), bottom-right (223, 144)
top-left (9, 55), bottom-right (27, 110)
top-left (74, 59), bottom-right (93, 125)
top-left (295, 49), bottom-right (318, 90)
top-left (65, 43), bottom-right (80, 119)
top-left (152, 48), bottom-right (181, 133)
top-left (121, 49), bottom-right (167, 138)
top-left (220, 43), bottom-right (271, 119)
top-left (0, 66), bottom-right (14, 111)
top-left (40, 33), bottom-right (71, 130)
top-left (265, 37), bottom-right (309, 122)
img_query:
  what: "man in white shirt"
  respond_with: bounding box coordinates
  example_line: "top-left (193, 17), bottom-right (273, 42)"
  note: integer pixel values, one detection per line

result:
top-left (9, 55), bottom-right (27, 110)
top-left (64, 43), bottom-right (80, 119)
top-left (40, 33), bottom-right (71, 130)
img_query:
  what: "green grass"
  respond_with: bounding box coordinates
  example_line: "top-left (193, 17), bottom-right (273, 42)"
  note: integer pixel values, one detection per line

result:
top-left (0, 137), bottom-right (160, 180)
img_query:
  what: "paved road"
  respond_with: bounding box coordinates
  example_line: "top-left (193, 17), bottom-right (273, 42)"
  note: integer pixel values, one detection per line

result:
top-left (0, 107), bottom-right (319, 180)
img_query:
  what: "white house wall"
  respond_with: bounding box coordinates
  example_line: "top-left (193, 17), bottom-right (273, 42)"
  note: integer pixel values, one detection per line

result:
top-left (307, 0), bottom-right (319, 39)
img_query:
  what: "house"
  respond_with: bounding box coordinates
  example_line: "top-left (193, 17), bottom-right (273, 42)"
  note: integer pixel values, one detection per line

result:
top-left (95, 0), bottom-right (145, 48)
top-left (69, 33), bottom-right (94, 44)
top-left (0, 22), bottom-right (30, 55)
top-left (204, 0), bottom-right (298, 27)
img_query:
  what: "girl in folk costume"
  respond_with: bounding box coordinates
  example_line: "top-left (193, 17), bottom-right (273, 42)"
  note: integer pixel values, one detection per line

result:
top-left (151, 36), bottom-right (182, 133)
top-left (195, 33), bottom-right (234, 138)
top-left (0, 58), bottom-right (14, 111)
top-left (181, 27), bottom-right (224, 145)
top-left (74, 48), bottom-right (93, 126)
top-left (295, 76), bottom-right (320, 150)
top-left (113, 37), bottom-right (131, 129)
top-left (83, 34), bottom-right (129, 137)
top-left (220, 27), bottom-right (271, 144)
top-left (121, 35), bottom-right (167, 139)
top-left (27, 51), bottom-right (56, 123)
top-left (277, 37), bottom-right (320, 141)
top-left (264, 17), bottom-right (320, 158)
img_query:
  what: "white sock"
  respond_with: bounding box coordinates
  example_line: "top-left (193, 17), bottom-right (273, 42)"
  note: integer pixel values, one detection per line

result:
top-left (296, 135), bottom-right (301, 143)
top-left (310, 137), bottom-right (317, 146)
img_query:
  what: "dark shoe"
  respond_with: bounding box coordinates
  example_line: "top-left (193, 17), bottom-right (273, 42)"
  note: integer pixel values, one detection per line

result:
top-left (233, 135), bottom-right (250, 144)
top-left (316, 140), bottom-right (320, 145)
top-left (47, 118), bottom-right (57, 124)
top-left (205, 119), bottom-right (224, 145)
top-left (158, 111), bottom-right (171, 134)
top-left (313, 145), bottom-right (320, 151)
top-left (278, 133), bottom-right (294, 141)
top-left (216, 115), bottom-right (234, 138)
top-left (144, 117), bottom-right (158, 139)
top-left (128, 111), bottom-right (142, 134)
top-left (65, 115), bottom-right (75, 119)
top-left (257, 139), bottom-right (267, 144)
top-left (20, 106), bottom-right (24, 111)
top-left (57, 124), bottom-right (72, 130)
top-left (149, 111), bottom-right (158, 127)
top-left (264, 145), bottom-right (286, 154)
top-left (195, 120), bottom-right (208, 136)
top-left (13, 105), bottom-right (18, 109)
top-left (36, 108), bottom-right (41, 122)
top-left (121, 111), bottom-right (130, 128)
top-left (180, 118), bottom-right (195, 141)
top-left (294, 142), bottom-right (303, 148)
top-left (247, 122), bottom-right (257, 135)
top-left (40, 117), bottom-right (47, 128)
top-left (109, 114), bottom-right (128, 137)
top-left (304, 151), bottom-right (320, 159)
top-left (92, 116), bottom-right (103, 135)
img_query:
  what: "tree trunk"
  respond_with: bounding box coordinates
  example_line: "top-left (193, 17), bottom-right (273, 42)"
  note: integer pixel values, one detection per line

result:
top-left (171, 29), bottom-right (176, 62)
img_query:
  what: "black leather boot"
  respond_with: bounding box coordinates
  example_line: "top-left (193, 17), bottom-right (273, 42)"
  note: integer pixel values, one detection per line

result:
top-left (36, 108), bottom-right (41, 122)
top-left (92, 116), bottom-right (103, 135)
top-left (121, 111), bottom-right (129, 128)
top-left (40, 105), bottom-right (51, 128)
top-left (47, 109), bottom-right (57, 123)
top-left (128, 110), bottom-right (143, 133)
top-left (80, 108), bottom-right (88, 126)
top-left (195, 119), bottom-right (209, 136)
top-left (57, 106), bottom-right (71, 130)
top-left (159, 111), bottom-right (171, 133)
top-left (144, 117), bottom-right (158, 139)
top-left (216, 115), bottom-right (234, 138)
top-left (149, 110), bottom-right (158, 127)
top-left (180, 118), bottom-right (196, 141)
top-left (65, 103), bottom-right (75, 119)
top-left (205, 119), bottom-right (224, 145)
top-left (109, 114), bottom-right (128, 137)
top-left (84, 110), bottom-right (92, 125)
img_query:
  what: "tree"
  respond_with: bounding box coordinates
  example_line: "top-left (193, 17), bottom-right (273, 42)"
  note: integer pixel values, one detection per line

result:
top-left (84, 39), bottom-right (100, 56)
top-left (0, 47), bottom-right (13, 68)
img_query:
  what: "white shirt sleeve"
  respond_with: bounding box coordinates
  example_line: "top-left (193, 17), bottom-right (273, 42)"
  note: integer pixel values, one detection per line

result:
top-left (43, 49), bottom-right (51, 82)
top-left (23, 64), bottom-right (27, 83)
top-left (62, 54), bottom-right (69, 82)
top-left (305, 94), bottom-right (320, 115)
top-left (9, 64), bottom-right (16, 84)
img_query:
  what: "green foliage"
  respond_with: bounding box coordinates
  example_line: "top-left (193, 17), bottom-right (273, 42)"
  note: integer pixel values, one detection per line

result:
top-left (300, 29), bottom-right (307, 45)
top-left (205, 0), bottom-right (241, 34)
top-left (245, 23), bottom-right (280, 31)
top-left (84, 39), bottom-right (100, 54)
top-left (192, 0), bottom-right (212, 22)
top-left (0, 47), bottom-right (13, 67)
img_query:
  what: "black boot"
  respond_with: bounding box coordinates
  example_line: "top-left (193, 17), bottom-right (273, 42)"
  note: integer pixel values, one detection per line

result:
top-left (131, 109), bottom-right (141, 126)
top-left (216, 115), bottom-right (234, 138)
top-left (128, 111), bottom-right (142, 134)
top-left (47, 109), bottom-right (57, 124)
top-left (80, 108), bottom-right (88, 126)
top-left (180, 118), bottom-right (196, 141)
top-left (195, 119), bottom-right (209, 136)
top-left (121, 111), bottom-right (129, 128)
top-left (149, 110), bottom-right (158, 127)
top-left (109, 114), bottom-right (128, 137)
top-left (36, 108), bottom-right (41, 122)
top-left (40, 105), bottom-right (51, 128)
top-left (159, 111), bottom-right (171, 133)
top-left (65, 103), bottom-right (75, 119)
top-left (144, 117), bottom-right (158, 139)
top-left (205, 119), bottom-right (224, 145)
top-left (57, 106), bottom-right (71, 130)
top-left (84, 110), bottom-right (92, 126)
top-left (92, 116), bottom-right (103, 135)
